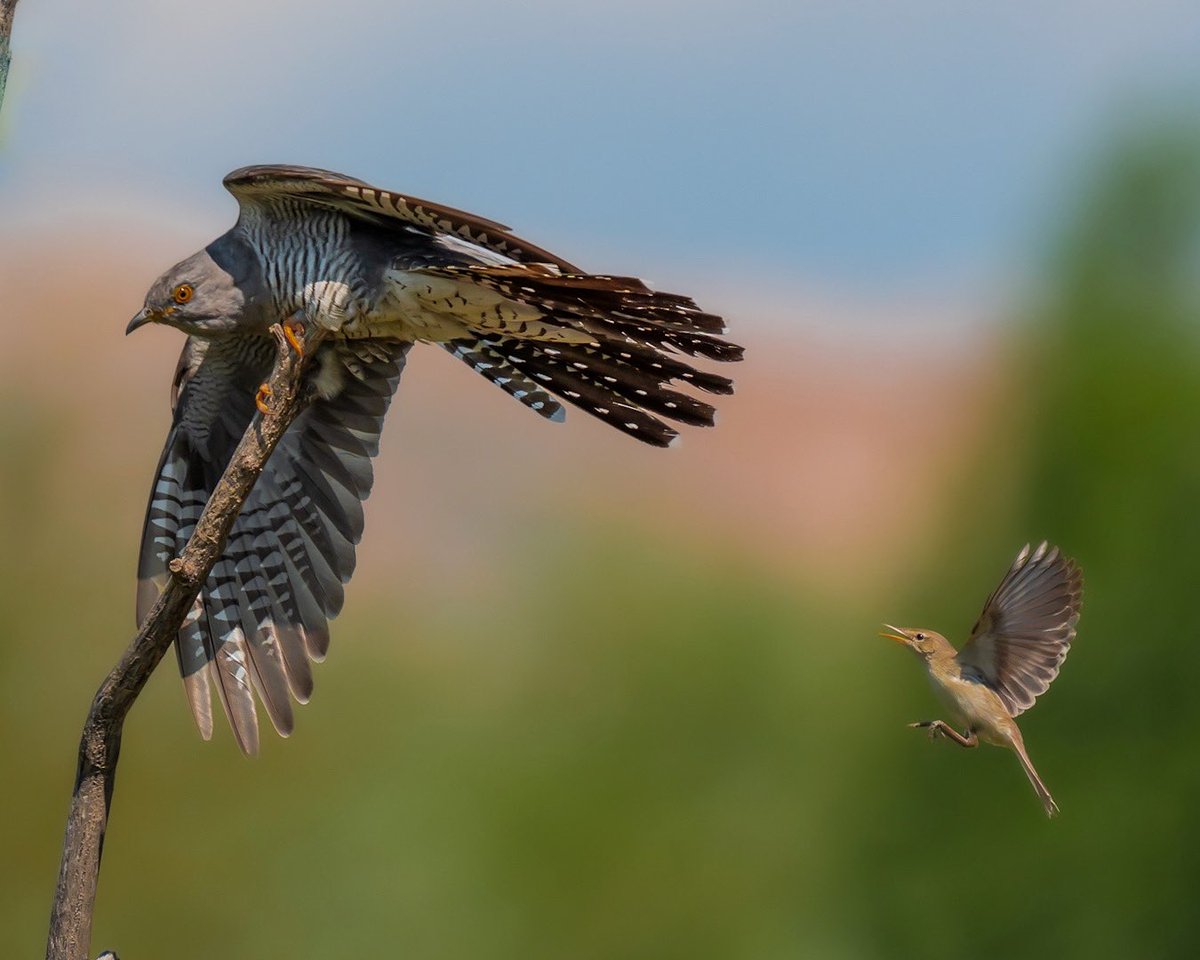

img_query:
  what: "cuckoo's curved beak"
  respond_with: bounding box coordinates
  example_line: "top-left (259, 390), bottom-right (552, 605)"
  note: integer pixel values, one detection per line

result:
top-left (126, 308), bottom-right (156, 335)
top-left (879, 624), bottom-right (910, 645)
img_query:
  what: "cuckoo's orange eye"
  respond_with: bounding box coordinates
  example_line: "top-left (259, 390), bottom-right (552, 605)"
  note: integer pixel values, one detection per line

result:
top-left (172, 283), bottom-right (194, 304)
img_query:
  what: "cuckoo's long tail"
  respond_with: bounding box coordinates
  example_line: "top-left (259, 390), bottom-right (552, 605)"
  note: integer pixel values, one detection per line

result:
top-left (440, 268), bottom-right (742, 447)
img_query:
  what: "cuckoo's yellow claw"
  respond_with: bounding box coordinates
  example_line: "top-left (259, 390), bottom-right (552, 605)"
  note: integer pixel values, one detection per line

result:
top-left (283, 320), bottom-right (306, 356)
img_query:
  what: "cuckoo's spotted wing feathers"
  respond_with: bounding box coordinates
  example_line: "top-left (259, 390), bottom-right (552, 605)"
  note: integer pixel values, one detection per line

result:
top-left (957, 542), bottom-right (1083, 718)
top-left (137, 335), bottom-right (409, 753)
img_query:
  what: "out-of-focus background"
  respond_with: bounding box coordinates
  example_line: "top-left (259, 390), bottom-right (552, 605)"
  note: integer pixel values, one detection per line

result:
top-left (3, 2), bottom-right (1200, 956)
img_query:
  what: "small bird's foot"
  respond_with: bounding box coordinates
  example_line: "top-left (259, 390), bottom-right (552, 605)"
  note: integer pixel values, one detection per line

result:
top-left (909, 720), bottom-right (942, 742)
top-left (909, 721), bottom-right (937, 734)
top-left (283, 318), bottom-right (307, 356)
top-left (255, 383), bottom-right (272, 415)
top-left (908, 720), bottom-right (978, 748)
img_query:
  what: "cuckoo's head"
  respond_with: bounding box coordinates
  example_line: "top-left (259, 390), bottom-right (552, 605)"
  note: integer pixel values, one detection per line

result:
top-left (127, 235), bottom-right (266, 337)
top-left (880, 624), bottom-right (952, 660)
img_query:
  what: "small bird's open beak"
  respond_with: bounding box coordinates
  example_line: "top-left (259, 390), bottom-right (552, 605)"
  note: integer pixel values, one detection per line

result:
top-left (879, 623), bottom-right (910, 645)
top-left (126, 308), bottom-right (156, 335)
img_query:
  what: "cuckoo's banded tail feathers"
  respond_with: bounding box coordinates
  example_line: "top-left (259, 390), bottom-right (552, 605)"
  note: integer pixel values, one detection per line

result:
top-left (461, 336), bottom-right (729, 446)
top-left (137, 336), bottom-right (409, 754)
top-left (442, 339), bottom-right (567, 425)
top-left (436, 267), bottom-right (741, 446)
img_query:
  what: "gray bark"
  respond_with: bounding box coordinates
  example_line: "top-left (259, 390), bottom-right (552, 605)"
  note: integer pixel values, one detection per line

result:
top-left (46, 323), bottom-right (324, 960)
top-left (0, 0), bottom-right (18, 116)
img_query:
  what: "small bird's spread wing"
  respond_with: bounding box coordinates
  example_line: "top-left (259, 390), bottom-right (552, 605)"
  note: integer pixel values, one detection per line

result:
top-left (957, 541), bottom-right (1083, 717)
top-left (224, 164), bottom-right (742, 448)
top-left (223, 164), bottom-right (583, 271)
top-left (136, 335), bottom-right (410, 753)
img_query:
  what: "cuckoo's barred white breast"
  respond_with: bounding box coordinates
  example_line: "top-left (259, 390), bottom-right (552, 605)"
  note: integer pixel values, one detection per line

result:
top-left (129, 164), bottom-right (742, 753)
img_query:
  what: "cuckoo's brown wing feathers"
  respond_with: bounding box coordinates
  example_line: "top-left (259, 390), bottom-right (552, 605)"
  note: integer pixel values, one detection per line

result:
top-left (224, 163), bottom-right (583, 272)
top-left (136, 335), bottom-right (409, 753)
top-left (957, 541), bottom-right (1083, 717)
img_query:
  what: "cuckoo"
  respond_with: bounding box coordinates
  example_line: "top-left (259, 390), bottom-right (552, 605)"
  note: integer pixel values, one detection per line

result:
top-left (127, 164), bottom-right (742, 754)
top-left (881, 542), bottom-right (1083, 817)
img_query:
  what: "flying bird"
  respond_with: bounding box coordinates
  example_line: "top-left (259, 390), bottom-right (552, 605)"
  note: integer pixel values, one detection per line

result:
top-left (127, 164), bottom-right (742, 754)
top-left (881, 541), bottom-right (1082, 817)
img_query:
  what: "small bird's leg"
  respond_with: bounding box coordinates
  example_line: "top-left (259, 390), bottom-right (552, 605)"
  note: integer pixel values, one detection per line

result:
top-left (909, 720), bottom-right (978, 748)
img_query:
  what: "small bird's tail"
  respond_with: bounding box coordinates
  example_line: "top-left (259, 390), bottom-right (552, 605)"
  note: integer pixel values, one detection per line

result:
top-left (1013, 738), bottom-right (1059, 818)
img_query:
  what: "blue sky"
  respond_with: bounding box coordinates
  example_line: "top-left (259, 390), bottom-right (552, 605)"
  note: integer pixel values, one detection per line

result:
top-left (2, 1), bottom-right (1200, 300)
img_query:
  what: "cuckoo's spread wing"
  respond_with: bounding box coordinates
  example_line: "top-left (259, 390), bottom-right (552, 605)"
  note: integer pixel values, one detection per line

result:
top-left (957, 542), bottom-right (1083, 717)
top-left (225, 164), bottom-right (742, 447)
top-left (136, 335), bottom-right (410, 754)
top-left (224, 163), bottom-right (583, 271)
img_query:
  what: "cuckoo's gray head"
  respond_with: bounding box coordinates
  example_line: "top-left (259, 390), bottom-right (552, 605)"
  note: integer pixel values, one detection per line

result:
top-left (127, 234), bottom-right (267, 337)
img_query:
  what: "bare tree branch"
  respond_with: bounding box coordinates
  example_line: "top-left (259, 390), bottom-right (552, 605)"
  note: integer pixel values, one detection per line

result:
top-left (46, 321), bottom-right (324, 960)
top-left (0, 0), bottom-right (18, 116)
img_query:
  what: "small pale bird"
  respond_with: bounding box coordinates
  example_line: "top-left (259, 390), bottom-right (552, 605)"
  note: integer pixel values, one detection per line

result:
top-left (881, 541), bottom-right (1083, 817)
top-left (125, 165), bottom-right (741, 754)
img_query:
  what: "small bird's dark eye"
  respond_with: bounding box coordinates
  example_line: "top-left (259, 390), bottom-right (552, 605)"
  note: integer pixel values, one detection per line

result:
top-left (173, 283), bottom-right (194, 304)
top-left (915, 633), bottom-right (925, 641)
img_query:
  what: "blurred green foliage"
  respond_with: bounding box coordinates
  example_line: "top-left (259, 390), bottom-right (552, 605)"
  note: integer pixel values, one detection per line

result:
top-left (4, 119), bottom-right (1200, 958)
top-left (845, 121), bottom-right (1200, 959)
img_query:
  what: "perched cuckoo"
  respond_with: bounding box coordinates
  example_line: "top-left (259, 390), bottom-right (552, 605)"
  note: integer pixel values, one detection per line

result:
top-left (127, 165), bottom-right (742, 754)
